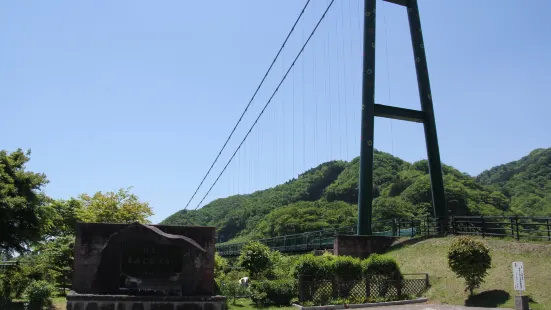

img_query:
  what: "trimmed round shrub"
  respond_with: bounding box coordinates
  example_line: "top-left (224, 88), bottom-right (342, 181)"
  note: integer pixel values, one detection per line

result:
top-left (332, 256), bottom-right (362, 280)
top-left (250, 279), bottom-right (297, 306)
top-left (362, 254), bottom-right (403, 280)
top-left (447, 236), bottom-right (491, 296)
top-left (292, 254), bottom-right (333, 280)
top-left (238, 241), bottom-right (272, 278)
top-left (24, 280), bottom-right (55, 310)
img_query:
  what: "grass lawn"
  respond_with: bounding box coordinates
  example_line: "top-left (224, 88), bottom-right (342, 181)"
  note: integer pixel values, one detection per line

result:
top-left (386, 236), bottom-right (551, 309)
top-left (53, 296), bottom-right (67, 310)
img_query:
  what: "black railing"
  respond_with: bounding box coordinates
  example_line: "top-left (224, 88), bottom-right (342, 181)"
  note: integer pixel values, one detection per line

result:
top-left (216, 216), bottom-right (551, 256)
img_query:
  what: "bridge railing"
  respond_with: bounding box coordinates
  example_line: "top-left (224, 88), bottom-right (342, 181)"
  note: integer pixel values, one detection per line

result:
top-left (216, 216), bottom-right (551, 256)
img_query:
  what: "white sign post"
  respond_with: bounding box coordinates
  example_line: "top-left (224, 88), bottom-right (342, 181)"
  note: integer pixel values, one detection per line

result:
top-left (512, 262), bottom-right (526, 294)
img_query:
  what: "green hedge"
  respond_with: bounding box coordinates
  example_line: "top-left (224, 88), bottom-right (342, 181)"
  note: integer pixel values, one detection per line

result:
top-left (362, 254), bottom-right (403, 280)
top-left (332, 256), bottom-right (362, 280)
top-left (292, 254), bottom-right (333, 280)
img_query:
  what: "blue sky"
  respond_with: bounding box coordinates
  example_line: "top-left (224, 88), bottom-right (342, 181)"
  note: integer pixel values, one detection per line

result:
top-left (1, 0), bottom-right (550, 223)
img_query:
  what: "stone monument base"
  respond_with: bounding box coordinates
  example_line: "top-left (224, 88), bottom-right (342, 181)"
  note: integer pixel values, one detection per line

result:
top-left (66, 293), bottom-right (227, 310)
top-left (333, 235), bottom-right (396, 259)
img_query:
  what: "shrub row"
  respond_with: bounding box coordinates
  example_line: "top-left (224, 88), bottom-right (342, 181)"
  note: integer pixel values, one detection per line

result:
top-left (292, 253), bottom-right (402, 280)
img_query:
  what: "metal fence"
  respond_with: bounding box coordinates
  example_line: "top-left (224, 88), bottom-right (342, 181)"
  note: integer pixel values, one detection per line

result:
top-left (298, 274), bottom-right (429, 305)
top-left (216, 216), bottom-right (551, 256)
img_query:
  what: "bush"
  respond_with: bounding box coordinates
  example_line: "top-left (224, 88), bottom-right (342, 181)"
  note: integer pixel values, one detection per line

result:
top-left (447, 236), bottom-right (492, 296)
top-left (332, 256), bottom-right (362, 280)
top-left (292, 254), bottom-right (333, 280)
top-left (362, 254), bottom-right (403, 280)
top-left (250, 279), bottom-right (297, 306)
top-left (219, 271), bottom-right (249, 305)
top-left (265, 251), bottom-right (297, 279)
top-left (24, 280), bottom-right (55, 310)
top-left (238, 242), bottom-right (272, 278)
top-left (214, 253), bottom-right (229, 278)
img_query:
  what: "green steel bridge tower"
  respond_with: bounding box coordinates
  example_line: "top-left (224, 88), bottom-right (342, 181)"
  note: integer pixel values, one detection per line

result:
top-left (357, 0), bottom-right (448, 235)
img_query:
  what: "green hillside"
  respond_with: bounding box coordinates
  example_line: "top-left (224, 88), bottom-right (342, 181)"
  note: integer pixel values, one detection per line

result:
top-left (477, 148), bottom-right (551, 216)
top-left (162, 148), bottom-right (551, 243)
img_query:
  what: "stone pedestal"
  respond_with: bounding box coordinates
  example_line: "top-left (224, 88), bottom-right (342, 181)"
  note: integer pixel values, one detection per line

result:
top-left (66, 293), bottom-right (227, 310)
top-left (514, 295), bottom-right (529, 310)
top-left (333, 235), bottom-right (396, 259)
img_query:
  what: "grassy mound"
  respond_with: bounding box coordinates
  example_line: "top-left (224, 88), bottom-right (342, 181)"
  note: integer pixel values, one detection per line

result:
top-left (386, 236), bottom-right (551, 309)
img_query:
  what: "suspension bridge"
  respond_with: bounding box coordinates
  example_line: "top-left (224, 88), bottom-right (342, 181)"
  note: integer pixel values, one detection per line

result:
top-left (179, 0), bottom-right (451, 255)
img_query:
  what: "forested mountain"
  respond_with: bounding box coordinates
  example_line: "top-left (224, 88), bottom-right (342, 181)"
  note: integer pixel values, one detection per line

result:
top-left (162, 148), bottom-right (551, 243)
top-left (477, 148), bottom-right (551, 216)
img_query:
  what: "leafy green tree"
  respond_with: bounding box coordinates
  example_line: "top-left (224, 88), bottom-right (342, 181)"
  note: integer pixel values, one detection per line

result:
top-left (447, 236), bottom-right (492, 295)
top-left (41, 198), bottom-right (82, 238)
top-left (0, 149), bottom-right (49, 253)
top-left (36, 236), bottom-right (74, 294)
top-left (238, 242), bottom-right (272, 278)
top-left (77, 187), bottom-right (153, 223)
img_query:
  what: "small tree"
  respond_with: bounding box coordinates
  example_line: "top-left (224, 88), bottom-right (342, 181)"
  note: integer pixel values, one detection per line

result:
top-left (238, 242), bottom-right (272, 279)
top-left (25, 280), bottom-right (55, 310)
top-left (447, 236), bottom-right (492, 295)
top-left (219, 271), bottom-right (247, 305)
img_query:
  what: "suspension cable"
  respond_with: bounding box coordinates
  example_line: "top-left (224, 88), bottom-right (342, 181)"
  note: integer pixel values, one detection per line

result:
top-left (383, 1), bottom-right (394, 154)
top-left (194, 0), bottom-right (337, 210)
top-left (182, 0), bottom-right (312, 211)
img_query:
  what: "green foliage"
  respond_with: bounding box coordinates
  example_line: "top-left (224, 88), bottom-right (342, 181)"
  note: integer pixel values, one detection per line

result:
top-left (214, 253), bottom-right (229, 279)
top-left (41, 198), bottom-right (82, 238)
top-left (265, 251), bottom-right (298, 279)
top-left (250, 279), bottom-right (297, 306)
top-left (332, 256), bottom-right (362, 280)
top-left (292, 254), bottom-right (333, 279)
top-left (162, 161), bottom-right (347, 241)
top-left (324, 151), bottom-right (410, 203)
top-left (36, 236), bottom-right (75, 292)
top-left (252, 200), bottom-right (356, 238)
top-left (362, 254), bottom-right (402, 280)
top-left (478, 148), bottom-right (551, 216)
top-left (0, 149), bottom-right (49, 253)
top-left (238, 242), bottom-right (272, 278)
top-left (447, 236), bottom-right (492, 296)
top-left (219, 271), bottom-right (248, 305)
top-left (24, 280), bottom-right (55, 310)
top-left (77, 187), bottom-right (154, 223)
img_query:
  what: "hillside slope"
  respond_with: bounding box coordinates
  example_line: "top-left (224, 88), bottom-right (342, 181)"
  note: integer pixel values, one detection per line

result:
top-left (162, 160), bottom-right (347, 241)
top-left (387, 236), bottom-right (551, 309)
top-left (477, 148), bottom-right (551, 216)
top-left (160, 148), bottom-right (551, 242)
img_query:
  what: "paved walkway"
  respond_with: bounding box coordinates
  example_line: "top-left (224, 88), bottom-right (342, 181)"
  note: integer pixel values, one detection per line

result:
top-left (361, 304), bottom-right (512, 310)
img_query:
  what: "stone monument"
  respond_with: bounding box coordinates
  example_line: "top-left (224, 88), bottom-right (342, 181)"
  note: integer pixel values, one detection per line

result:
top-left (67, 222), bottom-right (226, 310)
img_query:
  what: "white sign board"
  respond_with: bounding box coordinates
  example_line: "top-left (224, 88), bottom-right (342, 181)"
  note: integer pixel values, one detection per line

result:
top-left (512, 262), bottom-right (526, 291)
